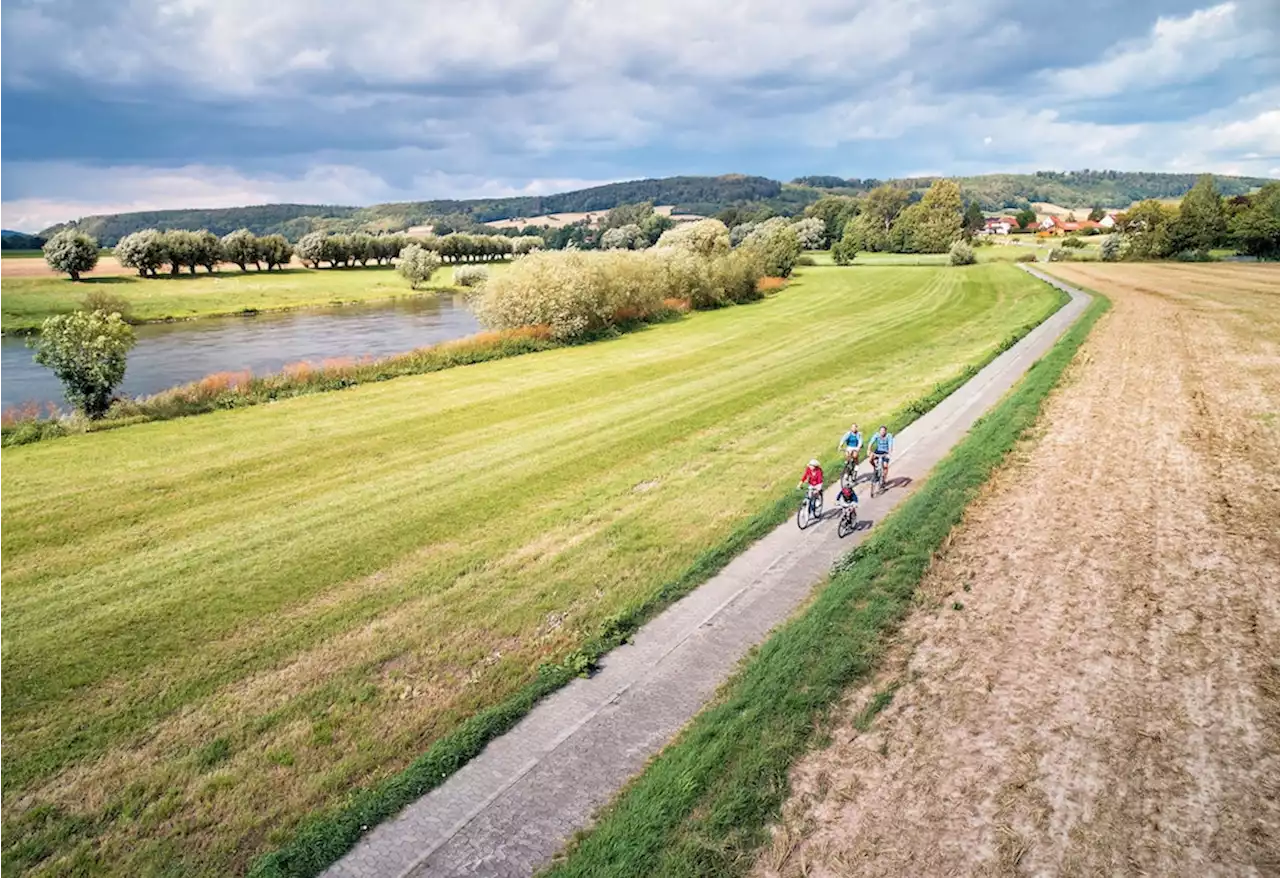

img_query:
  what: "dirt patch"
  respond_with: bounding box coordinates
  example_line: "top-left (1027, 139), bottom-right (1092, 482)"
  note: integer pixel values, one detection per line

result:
top-left (756, 264), bottom-right (1280, 878)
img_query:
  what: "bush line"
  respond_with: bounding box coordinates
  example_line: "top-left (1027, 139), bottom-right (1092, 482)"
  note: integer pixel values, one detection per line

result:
top-left (245, 287), bottom-right (1069, 878)
top-left (541, 287), bottom-right (1107, 878)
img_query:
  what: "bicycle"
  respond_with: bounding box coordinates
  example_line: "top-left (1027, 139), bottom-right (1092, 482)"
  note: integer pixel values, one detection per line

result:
top-left (796, 485), bottom-right (824, 529)
top-left (840, 454), bottom-right (860, 487)
top-left (870, 454), bottom-right (886, 497)
top-left (836, 502), bottom-right (858, 538)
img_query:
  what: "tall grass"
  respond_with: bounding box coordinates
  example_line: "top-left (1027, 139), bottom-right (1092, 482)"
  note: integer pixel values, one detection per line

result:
top-left (543, 290), bottom-right (1107, 878)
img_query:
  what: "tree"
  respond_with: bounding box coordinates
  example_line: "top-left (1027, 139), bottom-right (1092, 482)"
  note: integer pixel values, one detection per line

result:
top-left (397, 243), bottom-right (442, 289)
top-left (161, 230), bottom-right (202, 274)
top-left (31, 309), bottom-right (136, 417)
top-left (1230, 181), bottom-right (1280, 260)
top-left (655, 219), bottom-right (731, 258)
top-left (1015, 208), bottom-right (1038, 230)
top-left (1088, 205), bottom-right (1106, 222)
top-left (512, 235), bottom-right (544, 255)
top-left (1118, 199), bottom-right (1177, 259)
top-left (904, 179), bottom-right (964, 253)
top-left (1172, 174), bottom-right (1227, 255)
top-left (601, 224), bottom-right (645, 250)
top-left (831, 223), bottom-right (859, 265)
top-left (963, 201), bottom-right (986, 236)
top-left (740, 217), bottom-right (801, 277)
top-left (194, 231), bottom-right (223, 272)
top-left (115, 229), bottom-right (168, 277)
top-left (258, 234), bottom-right (294, 270)
top-left (295, 231), bottom-right (326, 268)
top-left (43, 230), bottom-right (100, 280)
top-left (1100, 234), bottom-right (1121, 261)
top-left (803, 195), bottom-right (859, 243)
top-left (791, 217), bottom-right (827, 249)
top-left (221, 229), bottom-right (259, 271)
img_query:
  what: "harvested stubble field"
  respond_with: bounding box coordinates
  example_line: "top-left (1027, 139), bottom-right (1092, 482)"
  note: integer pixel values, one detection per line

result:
top-left (757, 263), bottom-right (1280, 878)
top-left (0, 264), bottom-right (504, 332)
top-left (0, 263), bottom-right (1059, 876)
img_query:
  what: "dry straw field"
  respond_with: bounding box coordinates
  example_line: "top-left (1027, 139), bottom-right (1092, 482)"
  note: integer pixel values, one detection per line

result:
top-left (757, 263), bottom-right (1280, 878)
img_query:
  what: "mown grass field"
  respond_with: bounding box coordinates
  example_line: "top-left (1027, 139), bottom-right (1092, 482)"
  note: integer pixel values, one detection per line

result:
top-left (0, 264), bottom-right (503, 332)
top-left (1, 263), bottom-right (1059, 876)
top-left (806, 242), bottom-right (1065, 267)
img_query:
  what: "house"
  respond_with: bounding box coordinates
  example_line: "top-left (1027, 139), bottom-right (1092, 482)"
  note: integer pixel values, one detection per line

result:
top-left (982, 216), bottom-right (1016, 235)
top-left (1098, 213), bottom-right (1118, 229)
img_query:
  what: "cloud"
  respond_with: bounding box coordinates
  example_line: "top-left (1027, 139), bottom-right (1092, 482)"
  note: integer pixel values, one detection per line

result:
top-left (1, 0), bottom-right (1277, 229)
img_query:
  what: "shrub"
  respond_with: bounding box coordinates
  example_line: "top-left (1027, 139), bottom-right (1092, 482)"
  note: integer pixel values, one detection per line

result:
top-left (82, 289), bottom-right (133, 320)
top-left (796, 255), bottom-right (816, 266)
top-left (398, 244), bottom-right (443, 289)
top-left (791, 217), bottom-right (827, 250)
top-left (655, 219), bottom-right (731, 258)
top-left (1047, 247), bottom-right (1072, 262)
top-left (453, 265), bottom-right (490, 287)
top-left (30, 310), bottom-right (136, 417)
top-left (1061, 235), bottom-right (1086, 249)
top-left (469, 247), bottom-right (765, 341)
top-left (600, 225), bottom-right (646, 250)
top-left (948, 241), bottom-right (976, 266)
top-left (740, 217), bottom-right (801, 277)
top-left (43, 230), bottom-right (100, 280)
top-left (1015, 252), bottom-right (1038, 263)
top-left (1100, 234), bottom-right (1121, 262)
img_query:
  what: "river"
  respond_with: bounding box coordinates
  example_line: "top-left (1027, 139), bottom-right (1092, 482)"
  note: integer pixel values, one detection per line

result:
top-left (1, 296), bottom-right (482, 411)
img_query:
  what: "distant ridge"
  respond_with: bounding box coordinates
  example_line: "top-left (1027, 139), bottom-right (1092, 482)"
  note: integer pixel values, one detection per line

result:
top-left (38, 170), bottom-right (1274, 245)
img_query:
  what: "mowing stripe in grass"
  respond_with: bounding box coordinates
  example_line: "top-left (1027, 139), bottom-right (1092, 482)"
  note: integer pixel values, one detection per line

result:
top-left (539, 285), bottom-right (1108, 878)
top-left (246, 288), bottom-right (1070, 878)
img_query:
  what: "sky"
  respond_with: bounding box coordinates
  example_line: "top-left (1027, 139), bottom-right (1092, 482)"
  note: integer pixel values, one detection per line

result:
top-left (2, 0), bottom-right (1278, 231)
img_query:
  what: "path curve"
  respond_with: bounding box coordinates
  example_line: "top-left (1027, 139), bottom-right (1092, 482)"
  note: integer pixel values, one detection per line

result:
top-left (326, 266), bottom-right (1090, 878)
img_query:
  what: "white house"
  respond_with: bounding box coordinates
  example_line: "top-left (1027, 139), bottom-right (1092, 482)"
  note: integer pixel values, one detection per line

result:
top-left (1098, 214), bottom-right (1118, 229)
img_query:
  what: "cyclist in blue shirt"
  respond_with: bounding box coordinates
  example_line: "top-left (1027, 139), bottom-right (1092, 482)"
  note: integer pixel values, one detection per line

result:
top-left (837, 423), bottom-right (863, 468)
top-left (870, 425), bottom-right (894, 490)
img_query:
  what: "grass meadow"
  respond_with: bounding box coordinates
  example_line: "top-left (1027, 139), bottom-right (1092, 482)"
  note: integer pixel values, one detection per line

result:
top-left (1, 262), bottom-right (1059, 876)
top-left (1, 264), bottom-right (504, 332)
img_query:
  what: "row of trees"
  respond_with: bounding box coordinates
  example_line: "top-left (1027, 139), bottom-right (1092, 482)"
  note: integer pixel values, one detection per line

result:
top-left (1113, 177), bottom-right (1280, 260)
top-left (115, 228), bottom-right (294, 276)
top-left (293, 231), bottom-right (541, 268)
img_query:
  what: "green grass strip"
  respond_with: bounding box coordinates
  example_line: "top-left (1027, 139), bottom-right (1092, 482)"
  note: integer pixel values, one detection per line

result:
top-left (542, 289), bottom-right (1108, 878)
top-left (247, 290), bottom-right (1071, 878)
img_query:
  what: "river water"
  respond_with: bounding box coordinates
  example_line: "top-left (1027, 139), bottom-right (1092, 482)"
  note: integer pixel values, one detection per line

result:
top-left (1, 296), bottom-right (482, 411)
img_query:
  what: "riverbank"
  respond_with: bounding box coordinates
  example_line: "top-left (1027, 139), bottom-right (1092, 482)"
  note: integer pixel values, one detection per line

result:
top-left (1, 263), bottom-right (509, 332)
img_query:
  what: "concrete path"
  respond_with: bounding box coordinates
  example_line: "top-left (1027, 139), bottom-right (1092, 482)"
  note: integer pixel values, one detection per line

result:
top-left (326, 267), bottom-right (1090, 878)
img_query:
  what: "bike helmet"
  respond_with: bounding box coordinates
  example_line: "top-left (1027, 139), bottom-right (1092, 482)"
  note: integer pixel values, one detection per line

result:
top-left (809, 458), bottom-right (820, 467)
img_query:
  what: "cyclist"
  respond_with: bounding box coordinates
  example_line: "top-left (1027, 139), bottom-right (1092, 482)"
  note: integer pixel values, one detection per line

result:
top-left (837, 423), bottom-right (863, 468)
top-left (797, 458), bottom-right (824, 515)
top-left (834, 480), bottom-right (859, 526)
top-left (870, 425), bottom-right (894, 490)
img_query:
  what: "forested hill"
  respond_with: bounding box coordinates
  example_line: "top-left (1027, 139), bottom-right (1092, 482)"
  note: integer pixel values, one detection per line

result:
top-left (39, 175), bottom-right (791, 245)
top-left (793, 170), bottom-right (1274, 211)
top-left (37, 170), bottom-right (1274, 245)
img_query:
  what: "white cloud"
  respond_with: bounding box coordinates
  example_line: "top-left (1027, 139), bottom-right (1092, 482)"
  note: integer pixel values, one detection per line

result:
top-left (0, 161), bottom-right (611, 231)
top-left (1042, 3), bottom-right (1267, 99)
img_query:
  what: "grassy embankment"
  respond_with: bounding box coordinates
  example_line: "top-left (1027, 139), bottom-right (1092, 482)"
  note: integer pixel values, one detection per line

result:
top-left (543, 276), bottom-right (1108, 878)
top-left (1, 264), bottom-right (504, 332)
top-left (1, 263), bottom-right (1060, 877)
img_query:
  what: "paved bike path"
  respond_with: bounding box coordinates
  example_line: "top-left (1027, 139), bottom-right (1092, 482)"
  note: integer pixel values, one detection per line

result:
top-left (326, 266), bottom-right (1090, 878)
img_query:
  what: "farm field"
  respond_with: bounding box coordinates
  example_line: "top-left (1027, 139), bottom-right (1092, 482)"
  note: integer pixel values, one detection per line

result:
top-left (756, 263), bottom-right (1280, 877)
top-left (807, 242), bottom-right (1062, 266)
top-left (0, 264), bottom-right (504, 332)
top-left (0, 263), bottom-right (1061, 876)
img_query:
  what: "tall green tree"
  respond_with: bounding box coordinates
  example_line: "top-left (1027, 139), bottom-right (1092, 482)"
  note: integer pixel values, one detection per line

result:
top-left (1173, 174), bottom-right (1228, 255)
top-left (1230, 182), bottom-right (1280, 260)
top-left (1088, 205), bottom-right (1106, 222)
top-left (963, 200), bottom-right (985, 235)
top-left (1015, 208), bottom-right (1038, 230)
top-left (900, 179), bottom-right (963, 253)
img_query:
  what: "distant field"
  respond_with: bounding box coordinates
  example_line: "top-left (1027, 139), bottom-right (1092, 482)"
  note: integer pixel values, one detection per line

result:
top-left (0, 249), bottom-right (45, 259)
top-left (0, 263), bottom-right (1061, 876)
top-left (807, 242), bottom-right (1061, 266)
top-left (1, 264), bottom-right (505, 331)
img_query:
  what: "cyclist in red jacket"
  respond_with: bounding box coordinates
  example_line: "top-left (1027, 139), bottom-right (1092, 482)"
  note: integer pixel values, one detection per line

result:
top-left (797, 458), bottom-right (824, 516)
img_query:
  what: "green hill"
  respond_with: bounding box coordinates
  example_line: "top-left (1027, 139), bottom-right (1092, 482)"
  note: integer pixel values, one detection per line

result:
top-left (38, 170), bottom-right (1274, 245)
top-left (793, 169), bottom-right (1274, 211)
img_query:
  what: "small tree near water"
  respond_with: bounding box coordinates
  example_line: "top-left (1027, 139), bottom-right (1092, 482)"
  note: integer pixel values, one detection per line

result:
top-left (43, 230), bottom-right (100, 280)
top-left (31, 310), bottom-right (136, 418)
top-left (397, 243), bottom-right (442, 289)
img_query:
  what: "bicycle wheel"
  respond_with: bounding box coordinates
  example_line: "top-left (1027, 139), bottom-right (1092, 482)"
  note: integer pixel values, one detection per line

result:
top-left (837, 511), bottom-right (853, 538)
top-left (796, 501), bottom-right (808, 530)
top-left (813, 493), bottom-right (824, 519)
